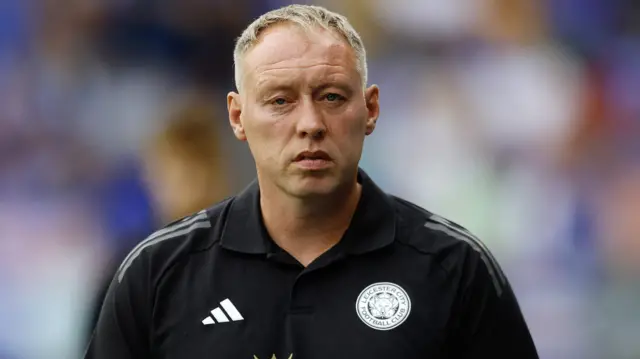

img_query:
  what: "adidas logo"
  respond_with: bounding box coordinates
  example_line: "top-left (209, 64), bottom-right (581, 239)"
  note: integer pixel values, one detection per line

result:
top-left (202, 299), bottom-right (244, 325)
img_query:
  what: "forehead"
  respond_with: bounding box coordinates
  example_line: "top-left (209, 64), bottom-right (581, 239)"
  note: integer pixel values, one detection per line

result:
top-left (242, 23), bottom-right (358, 89)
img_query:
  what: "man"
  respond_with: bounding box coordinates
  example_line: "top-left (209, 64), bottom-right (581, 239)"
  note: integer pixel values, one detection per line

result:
top-left (85, 4), bottom-right (538, 358)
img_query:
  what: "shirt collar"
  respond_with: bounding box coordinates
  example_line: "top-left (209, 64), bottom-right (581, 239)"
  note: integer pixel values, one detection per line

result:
top-left (220, 168), bottom-right (396, 255)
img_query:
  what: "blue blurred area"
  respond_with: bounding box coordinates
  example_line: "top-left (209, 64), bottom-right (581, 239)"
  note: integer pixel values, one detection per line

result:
top-left (0, 1), bottom-right (639, 358)
top-left (0, 0), bottom-right (29, 53)
top-left (99, 159), bottom-right (156, 252)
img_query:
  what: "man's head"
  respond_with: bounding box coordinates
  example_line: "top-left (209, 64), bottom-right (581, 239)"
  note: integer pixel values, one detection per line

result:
top-left (227, 5), bottom-right (380, 198)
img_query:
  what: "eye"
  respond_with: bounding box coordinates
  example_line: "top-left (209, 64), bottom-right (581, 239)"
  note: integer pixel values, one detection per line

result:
top-left (272, 98), bottom-right (287, 106)
top-left (324, 93), bottom-right (344, 102)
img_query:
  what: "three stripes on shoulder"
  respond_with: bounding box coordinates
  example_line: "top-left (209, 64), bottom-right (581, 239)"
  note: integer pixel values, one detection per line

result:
top-left (425, 214), bottom-right (507, 297)
top-left (117, 210), bottom-right (211, 283)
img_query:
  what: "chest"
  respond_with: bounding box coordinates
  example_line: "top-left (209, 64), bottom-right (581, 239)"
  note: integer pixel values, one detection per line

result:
top-left (150, 252), bottom-right (454, 359)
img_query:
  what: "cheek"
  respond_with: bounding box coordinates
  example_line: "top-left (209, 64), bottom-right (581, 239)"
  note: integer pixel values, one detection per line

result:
top-left (334, 105), bottom-right (368, 139)
top-left (244, 111), bottom-right (291, 159)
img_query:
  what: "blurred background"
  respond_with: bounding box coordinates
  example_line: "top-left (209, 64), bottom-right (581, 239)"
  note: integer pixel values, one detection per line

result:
top-left (0, 0), bottom-right (638, 358)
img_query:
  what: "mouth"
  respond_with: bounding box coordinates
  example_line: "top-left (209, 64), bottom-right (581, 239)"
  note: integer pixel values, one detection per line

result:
top-left (292, 150), bottom-right (333, 171)
top-left (293, 150), bottom-right (332, 162)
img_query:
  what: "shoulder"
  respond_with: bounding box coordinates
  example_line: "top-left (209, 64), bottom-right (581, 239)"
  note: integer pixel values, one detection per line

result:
top-left (390, 195), bottom-right (507, 295)
top-left (114, 196), bottom-right (235, 284)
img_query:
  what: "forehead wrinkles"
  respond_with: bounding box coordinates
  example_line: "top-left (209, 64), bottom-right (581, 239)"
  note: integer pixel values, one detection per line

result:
top-left (255, 62), bottom-right (350, 91)
top-left (243, 25), bottom-right (357, 89)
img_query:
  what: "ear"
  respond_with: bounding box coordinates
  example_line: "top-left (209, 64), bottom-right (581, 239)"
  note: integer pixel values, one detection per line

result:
top-left (364, 85), bottom-right (380, 136)
top-left (227, 91), bottom-right (246, 141)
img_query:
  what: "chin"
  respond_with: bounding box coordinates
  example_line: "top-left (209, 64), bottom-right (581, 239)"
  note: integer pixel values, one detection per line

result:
top-left (287, 176), bottom-right (340, 198)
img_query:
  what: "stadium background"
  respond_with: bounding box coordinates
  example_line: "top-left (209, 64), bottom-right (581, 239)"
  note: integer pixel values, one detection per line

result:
top-left (0, 0), bottom-right (639, 358)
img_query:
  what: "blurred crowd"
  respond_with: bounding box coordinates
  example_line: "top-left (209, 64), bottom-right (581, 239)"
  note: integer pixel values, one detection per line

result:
top-left (0, 0), bottom-right (638, 358)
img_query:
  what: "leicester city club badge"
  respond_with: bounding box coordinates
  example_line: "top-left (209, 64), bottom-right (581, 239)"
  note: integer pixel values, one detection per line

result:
top-left (356, 282), bottom-right (411, 331)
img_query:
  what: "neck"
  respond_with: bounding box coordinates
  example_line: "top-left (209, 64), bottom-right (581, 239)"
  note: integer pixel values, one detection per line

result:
top-left (259, 175), bottom-right (362, 266)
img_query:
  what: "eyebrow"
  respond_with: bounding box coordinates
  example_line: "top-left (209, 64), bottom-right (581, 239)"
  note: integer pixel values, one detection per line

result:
top-left (256, 80), bottom-right (295, 92)
top-left (254, 80), bottom-right (354, 99)
top-left (254, 84), bottom-right (294, 101)
top-left (312, 82), bottom-right (354, 96)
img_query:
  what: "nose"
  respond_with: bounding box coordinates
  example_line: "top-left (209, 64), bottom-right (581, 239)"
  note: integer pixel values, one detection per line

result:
top-left (296, 100), bottom-right (326, 140)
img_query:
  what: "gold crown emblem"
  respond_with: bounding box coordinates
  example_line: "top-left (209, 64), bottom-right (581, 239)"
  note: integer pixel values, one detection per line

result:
top-left (253, 355), bottom-right (292, 359)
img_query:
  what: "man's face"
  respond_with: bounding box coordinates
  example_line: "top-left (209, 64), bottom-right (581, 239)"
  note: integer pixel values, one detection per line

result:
top-left (228, 23), bottom-right (379, 198)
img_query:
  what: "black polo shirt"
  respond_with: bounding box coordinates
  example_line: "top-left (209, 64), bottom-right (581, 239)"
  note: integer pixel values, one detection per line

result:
top-left (85, 169), bottom-right (538, 359)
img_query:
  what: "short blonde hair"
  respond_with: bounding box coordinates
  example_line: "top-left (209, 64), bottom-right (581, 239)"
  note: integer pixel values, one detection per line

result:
top-left (233, 4), bottom-right (368, 91)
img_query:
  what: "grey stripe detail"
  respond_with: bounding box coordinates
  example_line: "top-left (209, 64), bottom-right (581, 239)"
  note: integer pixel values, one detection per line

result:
top-left (116, 211), bottom-right (208, 273)
top-left (149, 211), bottom-right (208, 242)
top-left (117, 213), bottom-right (211, 283)
top-left (424, 222), bottom-right (503, 297)
top-left (428, 214), bottom-right (506, 285)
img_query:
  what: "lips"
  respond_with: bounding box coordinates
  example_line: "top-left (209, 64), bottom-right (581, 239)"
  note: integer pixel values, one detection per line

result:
top-left (293, 150), bottom-right (332, 162)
